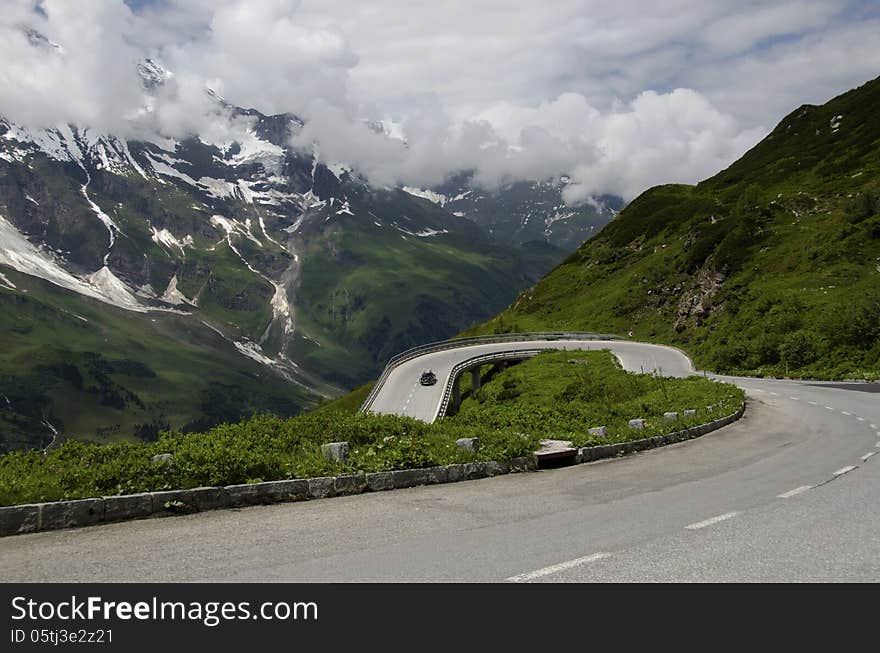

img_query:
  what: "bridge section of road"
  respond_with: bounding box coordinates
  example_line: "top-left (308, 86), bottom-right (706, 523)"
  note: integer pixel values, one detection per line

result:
top-left (363, 335), bottom-right (696, 422)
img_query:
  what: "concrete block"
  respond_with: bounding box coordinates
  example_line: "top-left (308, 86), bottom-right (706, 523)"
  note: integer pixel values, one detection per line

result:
top-left (445, 464), bottom-right (465, 483)
top-left (151, 490), bottom-right (198, 514)
top-left (321, 442), bottom-right (350, 464)
top-left (365, 472), bottom-right (394, 492)
top-left (507, 456), bottom-right (538, 472)
top-left (392, 468), bottom-right (429, 489)
top-left (40, 498), bottom-right (104, 531)
top-left (103, 493), bottom-right (153, 522)
top-left (628, 418), bottom-right (646, 430)
top-left (463, 462), bottom-right (489, 480)
top-left (485, 461), bottom-right (508, 476)
top-left (663, 412), bottom-right (679, 422)
top-left (308, 476), bottom-right (336, 499)
top-left (150, 453), bottom-right (173, 465)
top-left (151, 487), bottom-right (228, 514)
top-left (424, 466), bottom-right (449, 485)
top-left (684, 409), bottom-right (697, 418)
top-left (455, 437), bottom-right (479, 452)
top-left (334, 474), bottom-right (367, 496)
top-left (0, 503), bottom-right (41, 536)
top-left (225, 479), bottom-right (308, 506)
top-left (191, 487), bottom-right (229, 511)
top-left (588, 426), bottom-right (608, 438)
top-left (578, 447), bottom-right (596, 463)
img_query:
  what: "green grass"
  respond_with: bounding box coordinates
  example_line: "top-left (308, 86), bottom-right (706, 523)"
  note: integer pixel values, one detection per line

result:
top-left (448, 350), bottom-right (743, 447)
top-left (465, 75), bottom-right (880, 380)
top-left (0, 267), bottom-right (317, 452)
top-left (0, 350), bottom-right (742, 506)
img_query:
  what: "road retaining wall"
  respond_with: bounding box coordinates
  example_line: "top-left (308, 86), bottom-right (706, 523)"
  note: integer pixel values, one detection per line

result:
top-left (0, 403), bottom-right (744, 537)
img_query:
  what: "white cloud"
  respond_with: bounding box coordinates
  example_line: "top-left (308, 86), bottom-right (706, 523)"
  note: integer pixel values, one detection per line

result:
top-left (0, 0), bottom-right (876, 203)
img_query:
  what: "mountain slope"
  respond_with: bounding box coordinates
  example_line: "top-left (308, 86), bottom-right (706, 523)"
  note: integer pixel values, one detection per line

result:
top-left (469, 75), bottom-right (880, 379)
top-left (0, 53), bottom-right (606, 448)
top-left (405, 173), bottom-right (620, 252)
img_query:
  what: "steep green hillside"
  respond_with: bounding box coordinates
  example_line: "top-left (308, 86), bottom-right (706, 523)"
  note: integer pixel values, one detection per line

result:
top-left (288, 186), bottom-right (558, 387)
top-left (468, 75), bottom-right (880, 379)
top-left (0, 268), bottom-right (318, 452)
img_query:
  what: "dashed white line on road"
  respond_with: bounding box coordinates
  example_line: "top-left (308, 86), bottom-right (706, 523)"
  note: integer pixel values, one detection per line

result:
top-left (506, 552), bottom-right (613, 582)
top-left (841, 411), bottom-right (852, 416)
top-left (807, 401), bottom-right (818, 405)
top-left (825, 406), bottom-right (835, 411)
top-left (788, 396), bottom-right (800, 401)
top-left (777, 486), bottom-right (812, 499)
top-left (833, 465), bottom-right (857, 477)
top-left (862, 452), bottom-right (876, 461)
top-left (769, 392), bottom-right (779, 396)
top-left (751, 389), bottom-right (764, 393)
top-left (856, 417), bottom-right (865, 422)
top-left (685, 511), bottom-right (740, 530)
top-left (870, 424), bottom-right (877, 429)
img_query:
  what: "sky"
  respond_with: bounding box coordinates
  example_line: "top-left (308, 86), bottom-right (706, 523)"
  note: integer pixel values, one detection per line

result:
top-left (2, 0), bottom-right (879, 202)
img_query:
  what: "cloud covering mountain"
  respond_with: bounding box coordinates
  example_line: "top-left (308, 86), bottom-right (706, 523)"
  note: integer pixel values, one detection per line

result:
top-left (2, 0), bottom-right (879, 202)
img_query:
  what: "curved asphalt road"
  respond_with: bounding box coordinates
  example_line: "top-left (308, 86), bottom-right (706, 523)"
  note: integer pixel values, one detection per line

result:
top-left (368, 339), bottom-right (696, 421)
top-left (1, 342), bottom-right (878, 581)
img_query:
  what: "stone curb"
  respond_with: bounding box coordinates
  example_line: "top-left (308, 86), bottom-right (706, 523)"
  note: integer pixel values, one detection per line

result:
top-left (0, 404), bottom-right (744, 537)
top-left (576, 404), bottom-right (745, 464)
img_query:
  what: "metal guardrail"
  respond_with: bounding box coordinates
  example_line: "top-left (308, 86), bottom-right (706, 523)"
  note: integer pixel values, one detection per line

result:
top-left (433, 349), bottom-right (543, 421)
top-left (360, 331), bottom-right (622, 414)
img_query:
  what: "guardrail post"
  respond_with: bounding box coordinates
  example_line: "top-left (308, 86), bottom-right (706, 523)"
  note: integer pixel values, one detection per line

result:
top-left (470, 366), bottom-right (481, 391)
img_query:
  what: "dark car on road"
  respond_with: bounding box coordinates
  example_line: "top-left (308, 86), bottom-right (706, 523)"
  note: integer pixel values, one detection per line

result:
top-left (420, 370), bottom-right (437, 386)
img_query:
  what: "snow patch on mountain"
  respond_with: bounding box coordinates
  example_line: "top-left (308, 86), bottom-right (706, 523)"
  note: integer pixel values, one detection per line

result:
top-left (327, 162), bottom-right (350, 181)
top-left (85, 266), bottom-right (143, 310)
top-left (335, 200), bottom-right (354, 216)
top-left (234, 340), bottom-right (277, 366)
top-left (160, 275), bottom-right (197, 306)
top-left (269, 282), bottom-right (294, 335)
top-left (396, 226), bottom-right (449, 237)
top-left (402, 187), bottom-right (448, 206)
top-left (0, 270), bottom-right (16, 290)
top-left (258, 217), bottom-right (283, 247)
top-left (0, 214), bottom-right (146, 311)
top-left (150, 226), bottom-right (193, 255)
top-left (210, 215), bottom-right (263, 248)
top-left (145, 151), bottom-right (199, 187)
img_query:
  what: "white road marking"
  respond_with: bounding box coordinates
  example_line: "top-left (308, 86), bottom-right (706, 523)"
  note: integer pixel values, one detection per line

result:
top-left (788, 396), bottom-right (800, 401)
top-left (807, 401), bottom-right (818, 406)
top-left (861, 452), bottom-right (876, 461)
top-left (777, 486), bottom-right (812, 499)
top-left (856, 417), bottom-right (865, 422)
top-left (833, 465), bottom-right (857, 476)
top-left (685, 511), bottom-right (740, 530)
top-left (769, 392), bottom-right (779, 396)
top-left (506, 552), bottom-right (613, 582)
top-left (870, 424), bottom-right (877, 429)
top-left (841, 411), bottom-right (852, 416)
top-left (825, 406), bottom-right (834, 411)
top-left (751, 389), bottom-right (764, 393)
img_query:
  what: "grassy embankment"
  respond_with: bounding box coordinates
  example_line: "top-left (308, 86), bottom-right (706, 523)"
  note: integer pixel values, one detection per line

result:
top-left (0, 350), bottom-right (742, 506)
top-left (465, 76), bottom-right (880, 380)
